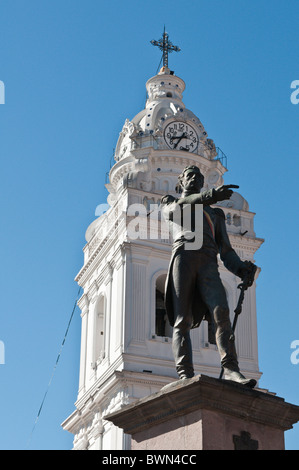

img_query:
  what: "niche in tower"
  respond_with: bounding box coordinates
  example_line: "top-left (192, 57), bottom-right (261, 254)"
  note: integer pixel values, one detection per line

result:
top-left (94, 295), bottom-right (106, 365)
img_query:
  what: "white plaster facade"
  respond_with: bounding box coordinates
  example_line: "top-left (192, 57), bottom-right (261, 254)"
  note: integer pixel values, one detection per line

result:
top-left (62, 66), bottom-right (264, 450)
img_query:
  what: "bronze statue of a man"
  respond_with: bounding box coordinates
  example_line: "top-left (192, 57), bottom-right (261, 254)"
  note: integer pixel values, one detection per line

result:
top-left (161, 165), bottom-right (256, 387)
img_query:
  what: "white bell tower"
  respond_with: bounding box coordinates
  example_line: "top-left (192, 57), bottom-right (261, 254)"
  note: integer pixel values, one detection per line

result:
top-left (62, 40), bottom-right (264, 450)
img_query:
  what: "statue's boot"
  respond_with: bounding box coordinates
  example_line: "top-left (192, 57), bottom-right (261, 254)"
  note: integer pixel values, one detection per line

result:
top-left (214, 306), bottom-right (257, 389)
top-left (223, 368), bottom-right (257, 388)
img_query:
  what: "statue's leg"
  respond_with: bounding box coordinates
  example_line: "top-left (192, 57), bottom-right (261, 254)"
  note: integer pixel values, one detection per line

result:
top-left (171, 252), bottom-right (196, 379)
top-left (196, 260), bottom-right (238, 370)
top-left (197, 259), bottom-right (256, 387)
top-left (213, 305), bottom-right (239, 371)
top-left (214, 303), bottom-right (256, 386)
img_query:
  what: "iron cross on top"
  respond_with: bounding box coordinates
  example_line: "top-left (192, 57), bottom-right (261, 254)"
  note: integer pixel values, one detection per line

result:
top-left (150, 28), bottom-right (181, 69)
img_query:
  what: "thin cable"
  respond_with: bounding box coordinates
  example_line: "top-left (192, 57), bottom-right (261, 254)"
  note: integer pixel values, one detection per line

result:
top-left (26, 286), bottom-right (82, 449)
top-left (156, 56), bottom-right (163, 74)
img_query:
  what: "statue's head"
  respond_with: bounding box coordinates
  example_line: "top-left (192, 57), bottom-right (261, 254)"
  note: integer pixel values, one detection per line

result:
top-left (178, 166), bottom-right (204, 194)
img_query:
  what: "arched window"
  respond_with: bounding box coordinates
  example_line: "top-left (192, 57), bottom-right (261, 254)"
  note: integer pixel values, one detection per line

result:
top-left (162, 180), bottom-right (169, 192)
top-left (155, 274), bottom-right (172, 337)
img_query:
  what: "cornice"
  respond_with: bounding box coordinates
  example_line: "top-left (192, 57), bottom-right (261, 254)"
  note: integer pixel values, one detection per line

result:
top-left (149, 149), bottom-right (226, 175)
top-left (229, 234), bottom-right (264, 253)
top-left (105, 374), bottom-right (299, 435)
top-left (75, 223), bottom-right (126, 285)
top-left (64, 364), bottom-right (174, 434)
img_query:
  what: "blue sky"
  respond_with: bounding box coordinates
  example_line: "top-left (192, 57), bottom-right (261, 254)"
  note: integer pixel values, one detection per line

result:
top-left (0, 0), bottom-right (298, 450)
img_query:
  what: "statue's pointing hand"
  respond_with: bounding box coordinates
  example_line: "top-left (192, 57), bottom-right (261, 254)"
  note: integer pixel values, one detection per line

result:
top-left (214, 184), bottom-right (239, 202)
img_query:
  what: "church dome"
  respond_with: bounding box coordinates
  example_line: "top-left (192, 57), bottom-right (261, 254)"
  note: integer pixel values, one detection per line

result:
top-left (131, 68), bottom-right (204, 136)
top-left (217, 191), bottom-right (249, 211)
top-left (113, 66), bottom-right (215, 164)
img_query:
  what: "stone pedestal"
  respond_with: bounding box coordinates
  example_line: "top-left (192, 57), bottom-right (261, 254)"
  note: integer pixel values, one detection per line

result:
top-left (105, 374), bottom-right (299, 450)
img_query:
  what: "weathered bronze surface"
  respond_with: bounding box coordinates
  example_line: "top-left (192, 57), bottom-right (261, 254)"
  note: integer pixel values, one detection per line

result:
top-left (161, 166), bottom-right (257, 387)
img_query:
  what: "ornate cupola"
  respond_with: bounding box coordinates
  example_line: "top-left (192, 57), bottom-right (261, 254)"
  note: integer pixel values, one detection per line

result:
top-left (107, 30), bottom-right (223, 208)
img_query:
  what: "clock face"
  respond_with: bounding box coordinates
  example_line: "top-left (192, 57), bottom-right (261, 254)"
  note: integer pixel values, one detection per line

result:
top-left (164, 121), bottom-right (199, 152)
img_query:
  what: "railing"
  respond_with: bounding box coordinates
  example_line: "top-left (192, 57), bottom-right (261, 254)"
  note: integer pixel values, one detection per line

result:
top-left (215, 147), bottom-right (228, 169)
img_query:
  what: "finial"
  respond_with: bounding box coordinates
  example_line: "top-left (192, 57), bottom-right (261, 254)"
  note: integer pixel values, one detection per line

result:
top-left (150, 27), bottom-right (181, 70)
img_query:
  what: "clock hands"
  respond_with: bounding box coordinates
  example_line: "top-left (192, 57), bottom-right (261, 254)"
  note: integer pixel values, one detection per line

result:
top-left (165, 123), bottom-right (198, 152)
top-left (172, 132), bottom-right (193, 151)
top-left (172, 132), bottom-right (187, 149)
